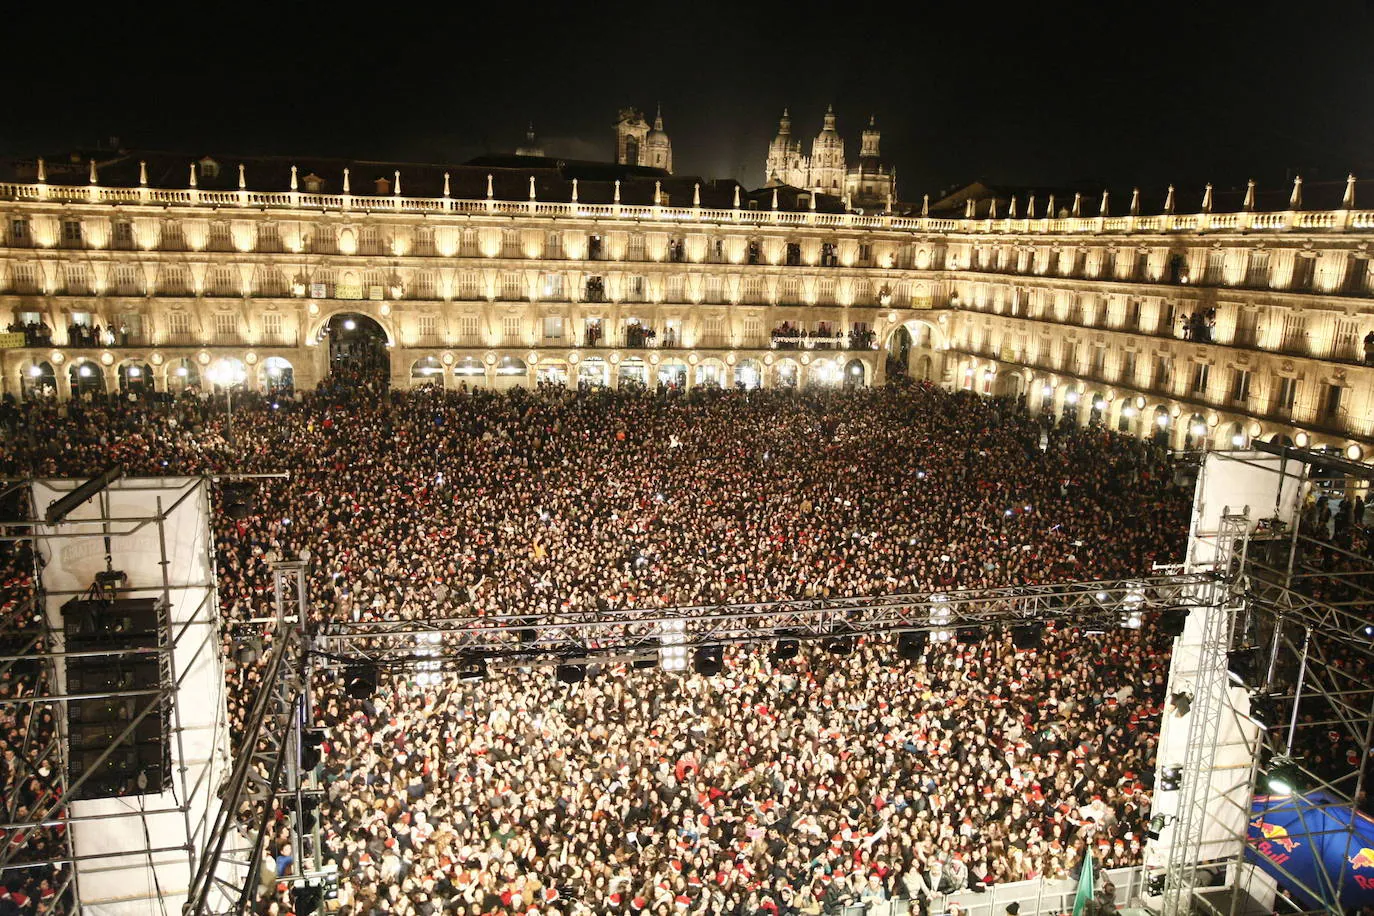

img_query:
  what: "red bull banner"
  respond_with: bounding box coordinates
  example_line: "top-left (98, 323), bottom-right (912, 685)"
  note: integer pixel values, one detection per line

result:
top-left (1248, 793), bottom-right (1374, 909)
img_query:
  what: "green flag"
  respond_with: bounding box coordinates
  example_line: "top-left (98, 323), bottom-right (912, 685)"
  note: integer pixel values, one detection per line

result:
top-left (1072, 853), bottom-right (1096, 916)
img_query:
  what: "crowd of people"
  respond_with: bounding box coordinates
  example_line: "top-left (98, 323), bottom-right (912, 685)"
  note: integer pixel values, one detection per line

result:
top-left (0, 370), bottom-right (1208, 916)
top-left (768, 323), bottom-right (875, 351)
top-left (1178, 309), bottom-right (1216, 344)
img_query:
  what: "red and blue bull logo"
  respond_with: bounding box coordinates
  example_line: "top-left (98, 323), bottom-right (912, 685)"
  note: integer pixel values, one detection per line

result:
top-left (1350, 847), bottom-right (1374, 890)
top-left (1251, 818), bottom-right (1301, 865)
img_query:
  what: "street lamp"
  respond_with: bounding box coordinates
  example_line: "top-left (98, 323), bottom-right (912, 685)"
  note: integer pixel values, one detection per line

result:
top-left (209, 362), bottom-right (247, 442)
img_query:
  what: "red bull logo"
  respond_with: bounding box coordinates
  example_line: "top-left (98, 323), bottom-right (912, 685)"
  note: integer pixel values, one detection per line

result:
top-left (1351, 847), bottom-right (1374, 890)
top-left (1251, 819), bottom-right (1300, 865)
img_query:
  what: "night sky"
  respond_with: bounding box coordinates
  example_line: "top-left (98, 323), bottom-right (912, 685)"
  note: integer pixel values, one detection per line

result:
top-left (8, 0), bottom-right (1374, 201)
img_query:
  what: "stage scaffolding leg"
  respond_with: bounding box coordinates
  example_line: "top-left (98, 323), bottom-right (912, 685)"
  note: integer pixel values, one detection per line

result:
top-left (183, 562), bottom-right (308, 916)
top-left (1162, 511), bottom-right (1250, 916)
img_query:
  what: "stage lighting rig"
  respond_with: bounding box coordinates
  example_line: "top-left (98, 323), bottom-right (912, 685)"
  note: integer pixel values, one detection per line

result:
top-left (43, 465), bottom-right (123, 525)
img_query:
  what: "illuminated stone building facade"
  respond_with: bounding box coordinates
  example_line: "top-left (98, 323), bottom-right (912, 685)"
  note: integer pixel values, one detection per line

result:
top-left (1, 157), bottom-right (1372, 458)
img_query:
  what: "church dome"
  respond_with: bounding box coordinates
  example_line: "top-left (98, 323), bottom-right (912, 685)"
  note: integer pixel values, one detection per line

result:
top-left (645, 107), bottom-right (670, 148)
top-left (814, 104), bottom-right (842, 148)
top-left (515, 123), bottom-right (544, 158)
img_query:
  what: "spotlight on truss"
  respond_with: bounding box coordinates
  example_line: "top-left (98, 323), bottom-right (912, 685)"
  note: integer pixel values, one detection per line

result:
top-left (693, 645), bottom-right (723, 676)
top-left (1012, 622), bottom-right (1044, 649)
top-left (896, 630), bottom-right (928, 660)
top-left (1159, 606), bottom-right (1189, 638)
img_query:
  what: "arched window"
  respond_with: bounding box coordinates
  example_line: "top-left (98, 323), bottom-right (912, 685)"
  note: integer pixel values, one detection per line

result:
top-left (624, 135), bottom-right (640, 166)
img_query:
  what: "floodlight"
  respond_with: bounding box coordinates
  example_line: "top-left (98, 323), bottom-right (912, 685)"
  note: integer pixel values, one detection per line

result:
top-left (1247, 693), bottom-right (1280, 730)
top-left (896, 631), bottom-right (928, 660)
top-left (1265, 756), bottom-right (1303, 795)
top-left (345, 665), bottom-right (377, 700)
top-left (1227, 648), bottom-right (1261, 687)
top-left (693, 645), bottom-right (723, 676)
top-left (1159, 607), bottom-right (1189, 638)
top-left (1012, 623), bottom-right (1044, 649)
top-left (1160, 765), bottom-right (1183, 792)
top-left (771, 632), bottom-right (800, 662)
top-left (555, 663), bottom-right (586, 685)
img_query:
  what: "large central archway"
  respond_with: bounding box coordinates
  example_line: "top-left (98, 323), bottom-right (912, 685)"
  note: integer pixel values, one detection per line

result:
top-left (885, 325), bottom-right (913, 379)
top-left (326, 313), bottom-right (390, 389)
top-left (882, 317), bottom-right (945, 384)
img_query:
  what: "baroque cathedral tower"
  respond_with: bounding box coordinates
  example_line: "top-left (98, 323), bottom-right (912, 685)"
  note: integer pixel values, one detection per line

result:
top-left (615, 106), bottom-right (673, 173)
top-left (765, 107), bottom-right (895, 208)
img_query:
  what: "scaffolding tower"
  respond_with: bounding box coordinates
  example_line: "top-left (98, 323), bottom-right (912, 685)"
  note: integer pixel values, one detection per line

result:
top-left (1162, 510), bottom-right (1251, 916)
top-left (0, 475), bottom-right (236, 916)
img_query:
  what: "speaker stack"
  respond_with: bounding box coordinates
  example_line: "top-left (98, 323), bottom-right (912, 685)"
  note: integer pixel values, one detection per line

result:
top-left (62, 596), bottom-right (170, 798)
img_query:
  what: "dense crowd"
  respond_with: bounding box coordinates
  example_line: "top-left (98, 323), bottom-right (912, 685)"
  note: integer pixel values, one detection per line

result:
top-left (0, 371), bottom-right (1204, 916)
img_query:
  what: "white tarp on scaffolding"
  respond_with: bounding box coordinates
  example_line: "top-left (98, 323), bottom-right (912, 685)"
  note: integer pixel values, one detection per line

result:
top-left (1186, 450), bottom-right (1304, 567)
top-left (1145, 451), bottom-right (1299, 903)
top-left (31, 477), bottom-right (238, 916)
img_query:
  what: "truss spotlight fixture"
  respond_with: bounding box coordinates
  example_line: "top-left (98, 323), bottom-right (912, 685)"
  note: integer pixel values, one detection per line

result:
top-left (771, 636), bottom-right (800, 662)
top-left (1159, 607), bottom-right (1189, 638)
top-left (1145, 814), bottom-right (1175, 841)
top-left (300, 728), bottom-right (325, 770)
top-left (897, 630), bottom-right (929, 660)
top-left (456, 654), bottom-right (487, 683)
top-left (824, 635), bottom-right (856, 655)
top-left (956, 626), bottom-right (981, 645)
top-left (1170, 692), bottom-right (1192, 717)
top-left (1011, 622), bottom-right (1044, 650)
top-left (1247, 693), bottom-right (1280, 730)
top-left (1264, 756), bottom-right (1302, 796)
top-left (293, 885), bottom-right (323, 916)
top-left (344, 664), bottom-right (378, 700)
top-left (632, 640), bottom-right (660, 670)
top-left (1160, 765), bottom-right (1183, 792)
top-left (1121, 610), bottom-right (1144, 629)
top-left (555, 662), bottom-right (586, 685)
top-left (693, 645), bottom-right (723, 676)
top-left (1227, 647), bottom-right (1261, 687)
top-left (221, 482), bottom-right (255, 520)
top-left (297, 796), bottom-right (319, 832)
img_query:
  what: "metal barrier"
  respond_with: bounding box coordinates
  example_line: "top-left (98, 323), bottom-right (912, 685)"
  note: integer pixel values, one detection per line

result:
top-left (828, 867), bottom-right (1144, 916)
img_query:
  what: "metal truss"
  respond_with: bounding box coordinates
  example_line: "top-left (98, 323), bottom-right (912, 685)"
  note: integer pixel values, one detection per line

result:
top-left (182, 563), bottom-right (309, 911)
top-left (1237, 532), bottom-right (1374, 912)
top-left (1162, 511), bottom-right (1250, 916)
top-left (0, 589), bottom-right (81, 910)
top-left (1165, 450), bottom-right (1374, 915)
top-left (0, 476), bottom-right (234, 916)
top-left (312, 573), bottom-right (1215, 667)
top-left (0, 479), bottom-right (217, 913)
top-left (184, 561), bottom-right (332, 916)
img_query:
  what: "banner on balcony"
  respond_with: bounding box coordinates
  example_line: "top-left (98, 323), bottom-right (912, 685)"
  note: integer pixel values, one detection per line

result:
top-left (0, 332), bottom-right (26, 349)
top-left (335, 284), bottom-right (363, 300)
top-left (912, 296), bottom-right (934, 310)
top-left (771, 334), bottom-right (844, 347)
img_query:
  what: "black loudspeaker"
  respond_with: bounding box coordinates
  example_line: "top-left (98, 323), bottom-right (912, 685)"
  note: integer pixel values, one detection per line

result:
top-left (63, 598), bottom-right (160, 641)
top-left (62, 596), bottom-right (169, 799)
